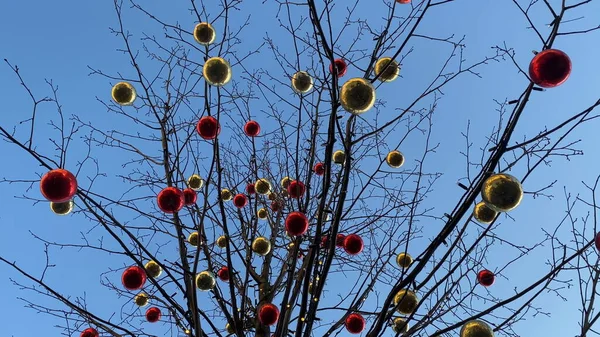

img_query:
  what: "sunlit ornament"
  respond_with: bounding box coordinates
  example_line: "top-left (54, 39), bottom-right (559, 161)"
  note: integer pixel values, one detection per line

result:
top-left (528, 49), bottom-right (571, 88)
top-left (40, 169), bottom-right (77, 203)
top-left (122, 266), bottom-right (147, 291)
top-left (460, 320), bottom-right (494, 337)
top-left (255, 178), bottom-right (272, 195)
top-left (195, 270), bottom-right (216, 291)
top-left (252, 236), bottom-right (272, 256)
top-left (196, 116), bottom-right (221, 140)
top-left (217, 266), bottom-right (230, 282)
top-left (374, 57), bottom-right (400, 82)
top-left (144, 260), bottom-right (162, 279)
top-left (203, 57), bottom-right (232, 87)
top-left (221, 189), bottom-right (233, 201)
top-left (396, 252), bottom-right (413, 269)
top-left (393, 289), bottom-right (419, 314)
top-left (386, 150), bottom-right (405, 168)
top-left (145, 306), bottom-right (161, 323)
top-left (336, 234), bottom-right (346, 248)
top-left (313, 162), bottom-right (325, 176)
top-left (80, 328), bottom-right (99, 337)
top-left (345, 313), bottom-right (366, 334)
top-left (340, 78), bottom-right (376, 114)
top-left (333, 150), bottom-right (345, 165)
top-left (246, 183), bottom-right (256, 194)
top-left (216, 235), bottom-right (228, 248)
top-left (244, 120), bottom-right (261, 137)
top-left (271, 201), bottom-right (282, 212)
top-left (233, 193), bottom-right (248, 208)
top-left (343, 234), bottom-right (364, 255)
top-left (329, 58), bottom-right (348, 78)
top-left (288, 180), bottom-right (305, 198)
top-left (187, 174), bottom-right (204, 190)
top-left (477, 269), bottom-right (495, 287)
top-left (193, 22), bottom-right (216, 45)
top-left (392, 317), bottom-right (409, 333)
top-left (268, 192), bottom-right (277, 201)
top-left (157, 187), bottom-right (185, 213)
top-left (480, 173), bottom-right (523, 212)
top-left (257, 208), bottom-right (268, 220)
top-left (281, 177), bottom-right (292, 189)
top-left (286, 212), bottom-right (309, 236)
top-left (188, 232), bottom-right (200, 246)
top-left (291, 71), bottom-right (314, 94)
top-left (50, 199), bottom-right (74, 215)
top-left (111, 82), bottom-right (136, 106)
top-left (134, 292), bottom-right (149, 307)
top-left (225, 323), bottom-right (235, 334)
top-left (473, 201), bottom-right (497, 224)
top-left (183, 188), bottom-right (198, 206)
top-left (258, 303), bottom-right (280, 326)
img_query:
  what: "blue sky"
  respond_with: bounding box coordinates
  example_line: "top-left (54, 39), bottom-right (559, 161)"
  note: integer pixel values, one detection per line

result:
top-left (1, 1), bottom-right (600, 337)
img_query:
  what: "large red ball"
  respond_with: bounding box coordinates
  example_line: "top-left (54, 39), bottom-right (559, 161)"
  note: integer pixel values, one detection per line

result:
top-left (287, 180), bottom-right (306, 198)
top-left (329, 58), bottom-right (348, 78)
top-left (246, 183), bottom-right (256, 194)
top-left (233, 193), bottom-right (248, 208)
top-left (157, 187), bottom-right (185, 213)
top-left (343, 234), bottom-right (364, 255)
top-left (217, 266), bottom-right (230, 282)
top-left (80, 328), bottom-right (99, 337)
top-left (244, 120), bottom-right (261, 137)
top-left (345, 313), bottom-right (366, 334)
top-left (529, 49), bottom-right (571, 88)
top-left (145, 307), bottom-right (161, 323)
top-left (285, 212), bottom-right (309, 236)
top-left (313, 162), bottom-right (325, 176)
top-left (40, 169), bottom-right (78, 203)
top-left (336, 233), bottom-right (346, 248)
top-left (196, 116), bottom-right (221, 140)
top-left (477, 269), bottom-right (495, 287)
top-left (122, 266), bottom-right (147, 290)
top-left (183, 188), bottom-right (197, 205)
top-left (258, 303), bottom-right (280, 326)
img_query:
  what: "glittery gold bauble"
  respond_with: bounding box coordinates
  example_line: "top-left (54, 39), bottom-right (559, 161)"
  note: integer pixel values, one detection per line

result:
top-left (257, 208), bottom-right (268, 220)
top-left (134, 292), bottom-right (149, 307)
top-left (221, 189), bottom-right (233, 201)
top-left (145, 260), bottom-right (162, 278)
top-left (50, 199), bottom-right (74, 215)
top-left (392, 317), bottom-right (409, 334)
top-left (393, 289), bottom-right (419, 314)
top-left (481, 173), bottom-right (523, 212)
top-left (291, 71), bottom-right (313, 94)
top-left (473, 201), bottom-right (498, 224)
top-left (374, 57), bottom-right (400, 82)
top-left (255, 178), bottom-right (271, 195)
top-left (386, 150), bottom-right (405, 168)
top-left (196, 271), bottom-right (216, 291)
top-left (252, 236), bottom-right (272, 256)
top-left (340, 78), bottom-right (376, 114)
top-left (216, 235), bottom-right (228, 248)
top-left (203, 57), bottom-right (232, 87)
top-left (281, 177), bottom-right (292, 189)
top-left (193, 22), bottom-right (216, 45)
top-left (188, 232), bottom-right (200, 246)
top-left (111, 82), bottom-right (136, 106)
top-left (396, 252), bottom-right (413, 269)
top-left (460, 320), bottom-right (494, 337)
top-left (333, 150), bottom-right (345, 165)
top-left (187, 174), bottom-right (204, 191)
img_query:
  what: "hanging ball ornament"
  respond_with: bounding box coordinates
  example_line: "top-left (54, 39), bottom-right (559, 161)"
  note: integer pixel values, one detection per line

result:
top-left (281, 177), bottom-right (292, 189)
top-left (122, 266), bottom-right (147, 291)
top-left (217, 266), bottom-right (230, 282)
top-left (340, 78), bottom-right (376, 114)
top-left (477, 269), bottom-right (495, 287)
top-left (246, 183), bottom-right (256, 194)
top-left (285, 211), bottom-right (309, 236)
top-left (386, 150), bottom-right (405, 168)
top-left (233, 193), bottom-right (248, 208)
top-left (193, 22), bottom-right (216, 45)
top-left (50, 199), bottom-right (74, 215)
top-left (396, 0), bottom-right (411, 3)
top-left (80, 328), bottom-right (99, 337)
top-left (258, 303), bottom-right (280, 326)
top-left (288, 180), bottom-right (306, 199)
top-left (183, 188), bottom-right (198, 206)
top-left (221, 189), bottom-right (233, 201)
top-left (188, 232), bottom-right (200, 246)
top-left (336, 233), bottom-right (346, 248)
top-left (473, 201), bottom-right (497, 224)
top-left (225, 323), bottom-right (235, 334)
top-left (111, 81), bottom-right (136, 106)
top-left (396, 252), bottom-right (413, 269)
top-left (343, 234), bottom-right (364, 255)
top-left (333, 150), bottom-right (346, 165)
top-left (244, 120), bottom-right (261, 137)
top-left (255, 178), bottom-right (272, 195)
top-left (314, 162), bottom-right (325, 176)
top-left (271, 201), bottom-right (282, 212)
top-left (460, 320), bottom-right (494, 337)
top-left (393, 289), bottom-right (419, 314)
top-left (252, 236), bottom-right (272, 256)
top-left (481, 173), bottom-right (523, 212)
top-left (195, 270), bottom-right (216, 291)
top-left (374, 57), bottom-right (400, 82)
top-left (392, 317), bottom-right (409, 334)
top-left (157, 187), bottom-right (185, 213)
top-left (196, 116), bottom-right (221, 140)
top-left (203, 57), bottom-right (232, 87)
top-left (187, 174), bottom-right (204, 191)
top-left (134, 292), bottom-right (149, 307)
top-left (528, 49), bottom-right (571, 88)
top-left (291, 71), bottom-right (314, 94)
top-left (257, 208), bottom-right (268, 220)
top-left (345, 313), bottom-right (366, 334)
top-left (40, 169), bottom-right (78, 203)
top-left (144, 260), bottom-right (162, 278)
top-left (329, 58), bottom-right (348, 78)
top-left (268, 192), bottom-right (277, 201)
top-left (216, 235), bottom-right (228, 248)
top-left (145, 306), bottom-right (161, 323)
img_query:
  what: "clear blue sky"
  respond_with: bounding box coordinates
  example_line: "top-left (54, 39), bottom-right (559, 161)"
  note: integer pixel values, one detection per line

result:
top-left (1, 1), bottom-right (600, 337)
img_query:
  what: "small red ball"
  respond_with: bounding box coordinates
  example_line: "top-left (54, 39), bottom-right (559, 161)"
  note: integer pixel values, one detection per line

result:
top-left (285, 212), bottom-right (309, 236)
top-left (122, 266), bottom-right (147, 291)
top-left (271, 201), bottom-right (281, 212)
top-left (157, 187), bottom-right (185, 213)
top-left (345, 313), bottom-right (366, 334)
top-left (258, 303), bottom-right (280, 326)
top-left (477, 269), bottom-right (495, 287)
top-left (529, 49), bottom-right (571, 88)
top-left (145, 307), bottom-right (161, 323)
top-left (595, 232), bottom-right (600, 251)
top-left (233, 193), bottom-right (248, 208)
top-left (244, 120), bottom-right (261, 137)
top-left (217, 266), bottom-right (230, 282)
top-left (320, 235), bottom-right (329, 248)
top-left (396, 0), bottom-right (411, 3)
top-left (329, 58), bottom-right (348, 78)
top-left (196, 116), bottom-right (221, 140)
top-left (183, 188), bottom-right (197, 205)
top-left (40, 169), bottom-right (78, 203)
top-left (336, 233), bottom-right (346, 248)
top-left (246, 183), bottom-right (256, 194)
top-left (80, 328), bottom-right (99, 337)
top-left (343, 234), bottom-right (364, 255)
top-left (313, 162), bottom-right (325, 176)
top-left (287, 180), bottom-right (306, 198)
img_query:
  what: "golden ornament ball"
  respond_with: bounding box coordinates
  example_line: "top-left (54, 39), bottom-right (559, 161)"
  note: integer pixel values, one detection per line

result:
top-left (386, 150), bottom-right (405, 168)
top-left (374, 57), bottom-right (400, 82)
top-left (396, 252), bottom-right (413, 269)
top-left (291, 71), bottom-right (314, 94)
top-left (460, 320), bottom-right (494, 337)
top-left (216, 235), bottom-right (228, 248)
top-left (188, 232), bottom-right (200, 246)
top-left (281, 176), bottom-right (292, 189)
top-left (193, 22), bottom-right (216, 45)
top-left (134, 292), bottom-right (149, 307)
top-left (225, 323), bottom-right (235, 334)
top-left (332, 150), bottom-right (345, 165)
top-left (393, 289), bottom-right (419, 314)
top-left (187, 174), bottom-right (204, 190)
top-left (111, 81), bottom-right (136, 106)
top-left (340, 77), bottom-right (376, 114)
top-left (481, 173), bottom-right (523, 212)
top-left (473, 201), bottom-right (498, 224)
top-left (203, 57), bottom-right (232, 87)
top-left (257, 208), bottom-right (268, 220)
top-left (252, 236), bottom-right (272, 256)
top-left (50, 199), bottom-right (74, 215)
top-left (268, 192), bottom-right (277, 201)
top-left (196, 271), bottom-right (216, 291)
top-left (221, 188), bottom-right (233, 201)
top-left (392, 317), bottom-right (409, 334)
top-left (145, 260), bottom-right (162, 278)
top-left (255, 178), bottom-right (271, 195)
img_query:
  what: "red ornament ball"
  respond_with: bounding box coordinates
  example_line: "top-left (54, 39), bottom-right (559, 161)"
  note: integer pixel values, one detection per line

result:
top-left (477, 269), bottom-right (495, 287)
top-left (595, 232), bottom-right (600, 251)
top-left (196, 116), bottom-right (221, 140)
top-left (336, 233), bottom-right (346, 248)
top-left (246, 183), bottom-right (256, 194)
top-left (320, 235), bottom-right (329, 248)
top-left (122, 266), bottom-right (147, 291)
top-left (313, 162), bottom-right (325, 176)
top-left (287, 180), bottom-right (306, 198)
top-left (233, 193), bottom-right (248, 208)
top-left (329, 58), bottom-right (348, 77)
top-left (217, 266), bottom-right (230, 282)
top-left (345, 313), bottom-right (366, 334)
top-left (343, 234), bottom-right (364, 255)
top-left (145, 306), bottom-right (161, 323)
top-left (244, 120), bottom-right (261, 137)
top-left (529, 49), bottom-right (571, 88)
top-left (285, 211), bottom-right (309, 236)
top-left (80, 328), bottom-right (99, 337)
top-left (396, 0), bottom-right (411, 3)
top-left (157, 187), bottom-right (185, 213)
top-left (258, 303), bottom-right (280, 326)
top-left (40, 169), bottom-right (78, 203)
top-left (271, 201), bottom-right (281, 212)
top-left (183, 188), bottom-right (197, 205)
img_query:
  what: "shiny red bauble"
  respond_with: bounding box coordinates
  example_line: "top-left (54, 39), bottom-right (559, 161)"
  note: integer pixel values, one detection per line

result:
top-left (329, 58), bottom-right (348, 77)
top-left (595, 232), bottom-right (600, 251)
top-left (343, 234), bottom-right (364, 255)
top-left (80, 328), bottom-right (99, 337)
top-left (345, 313), bottom-right (366, 334)
top-left (183, 188), bottom-right (197, 205)
top-left (157, 187), bottom-right (185, 213)
top-left (122, 266), bottom-right (147, 290)
top-left (477, 269), bottom-right (495, 287)
top-left (313, 162), bottom-right (325, 176)
top-left (246, 183), bottom-right (256, 194)
top-left (233, 193), bottom-right (248, 208)
top-left (244, 120), bottom-right (261, 137)
top-left (285, 212), bottom-right (309, 236)
top-left (336, 233), bottom-right (346, 247)
top-left (271, 201), bottom-right (281, 212)
top-left (217, 266), bottom-right (230, 282)
top-left (528, 49), bottom-right (571, 88)
top-left (196, 116), bottom-right (221, 140)
top-left (40, 169), bottom-right (78, 203)
top-left (287, 180), bottom-right (306, 198)
top-left (145, 307), bottom-right (161, 323)
top-left (258, 303), bottom-right (280, 326)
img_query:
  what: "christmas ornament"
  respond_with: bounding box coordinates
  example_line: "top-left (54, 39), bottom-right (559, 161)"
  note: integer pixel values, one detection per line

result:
top-left (258, 303), bottom-right (280, 326)
top-left (291, 71), bottom-right (314, 94)
top-left (183, 188), bottom-right (198, 205)
top-left (195, 271), bottom-right (216, 291)
top-left (50, 199), bottom-right (74, 215)
top-left (285, 212), bottom-right (309, 236)
top-left (396, 252), bottom-right (413, 269)
top-left (340, 78), bottom-right (376, 114)
top-left (386, 150), bottom-right (405, 168)
top-left (145, 306), bottom-right (161, 323)
top-left (255, 178), bottom-right (271, 194)
top-left (477, 269), bottom-right (495, 287)
top-left (336, 233), bottom-right (346, 248)
top-left (40, 169), bottom-right (77, 203)
top-left (188, 232), bottom-right (200, 246)
top-left (392, 317), bottom-right (409, 333)
top-left (216, 235), bottom-right (228, 248)
top-left (481, 173), bottom-right (523, 212)
top-left (287, 180), bottom-right (305, 198)
top-left (345, 313), bottom-right (366, 334)
top-left (343, 234), bottom-right (364, 255)
top-left (473, 201), bottom-right (497, 224)
top-left (374, 57), bottom-right (400, 82)
top-left (529, 49), bottom-right (571, 88)
top-left (329, 58), bottom-right (348, 77)
top-left (187, 174), bottom-right (204, 190)
top-left (145, 260), bottom-right (162, 278)
top-left (233, 193), bottom-right (248, 208)
top-left (271, 201), bottom-right (282, 212)
top-left (252, 236), bottom-right (272, 256)
top-left (157, 187), bottom-right (185, 213)
top-left (111, 82), bottom-right (136, 106)
top-left (196, 116), bottom-right (221, 140)
top-left (246, 183), bottom-right (256, 194)
top-left (280, 176), bottom-right (292, 189)
top-left (257, 208), bottom-right (268, 220)
top-left (333, 150), bottom-right (345, 164)
top-left (217, 266), bottom-right (230, 282)
top-left (244, 120), bottom-right (261, 137)
top-left (134, 292), bottom-right (149, 307)
top-left (393, 289), bottom-right (418, 314)
top-left (314, 162), bottom-right (325, 176)
top-left (460, 320), bottom-right (494, 337)
top-left (80, 328), bottom-right (99, 337)
top-left (193, 22), bottom-right (216, 45)
top-left (220, 188), bottom-right (233, 201)
top-left (122, 266), bottom-right (147, 291)
top-left (203, 57), bottom-right (232, 86)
